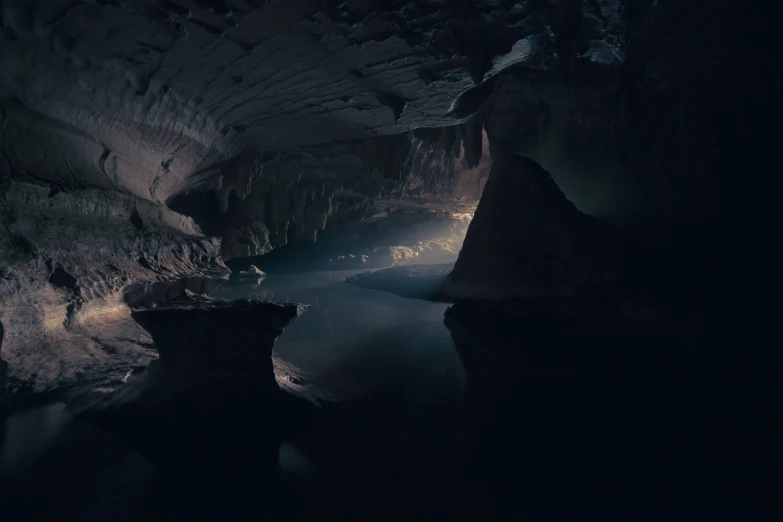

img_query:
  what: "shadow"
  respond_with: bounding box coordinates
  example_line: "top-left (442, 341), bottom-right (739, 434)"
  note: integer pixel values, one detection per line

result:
top-left (441, 300), bottom-right (781, 520)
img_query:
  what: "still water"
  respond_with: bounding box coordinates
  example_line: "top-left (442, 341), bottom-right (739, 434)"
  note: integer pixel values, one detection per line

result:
top-left (0, 270), bottom-right (466, 520)
top-left (214, 269), bottom-right (465, 407)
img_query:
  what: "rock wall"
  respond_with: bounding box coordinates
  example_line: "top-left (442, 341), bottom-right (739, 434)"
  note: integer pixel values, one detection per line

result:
top-left (0, 180), bottom-right (228, 400)
top-left (170, 129), bottom-right (486, 262)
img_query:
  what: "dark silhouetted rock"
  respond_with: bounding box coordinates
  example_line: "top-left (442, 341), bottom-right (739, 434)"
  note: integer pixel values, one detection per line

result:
top-left (126, 295), bottom-right (307, 408)
top-left (444, 156), bottom-right (628, 301)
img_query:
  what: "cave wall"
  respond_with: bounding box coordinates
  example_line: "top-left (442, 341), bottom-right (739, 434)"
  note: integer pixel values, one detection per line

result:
top-left (171, 128), bottom-right (489, 261)
top-left (169, 133), bottom-right (417, 259)
top-left (0, 180), bottom-right (228, 399)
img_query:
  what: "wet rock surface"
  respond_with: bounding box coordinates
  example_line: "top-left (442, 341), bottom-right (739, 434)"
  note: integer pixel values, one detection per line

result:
top-left (0, 181), bottom-right (228, 402)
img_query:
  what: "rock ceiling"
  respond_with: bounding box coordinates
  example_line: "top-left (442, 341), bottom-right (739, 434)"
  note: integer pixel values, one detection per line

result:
top-left (0, 0), bottom-right (630, 205)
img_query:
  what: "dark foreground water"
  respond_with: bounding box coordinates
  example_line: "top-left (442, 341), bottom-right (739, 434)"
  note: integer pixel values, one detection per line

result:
top-left (2, 268), bottom-right (779, 521)
top-left (0, 270), bottom-right (467, 521)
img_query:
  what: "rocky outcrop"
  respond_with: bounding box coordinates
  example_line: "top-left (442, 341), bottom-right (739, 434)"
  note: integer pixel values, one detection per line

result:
top-left (103, 295), bottom-right (309, 409)
top-left (0, 180), bottom-right (228, 401)
top-left (444, 156), bottom-right (628, 301)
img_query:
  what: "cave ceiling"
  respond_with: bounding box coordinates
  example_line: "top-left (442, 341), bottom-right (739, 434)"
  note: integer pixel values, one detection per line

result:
top-left (0, 0), bottom-right (631, 206)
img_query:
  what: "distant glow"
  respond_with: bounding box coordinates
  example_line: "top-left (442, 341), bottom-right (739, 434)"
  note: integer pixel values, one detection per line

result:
top-left (76, 304), bottom-right (129, 324)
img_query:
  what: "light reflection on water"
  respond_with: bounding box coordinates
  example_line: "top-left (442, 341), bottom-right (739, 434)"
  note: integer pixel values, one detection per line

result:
top-left (214, 269), bottom-right (465, 408)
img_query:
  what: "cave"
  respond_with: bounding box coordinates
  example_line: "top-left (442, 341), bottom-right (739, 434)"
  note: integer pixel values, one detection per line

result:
top-left (0, 1), bottom-right (780, 520)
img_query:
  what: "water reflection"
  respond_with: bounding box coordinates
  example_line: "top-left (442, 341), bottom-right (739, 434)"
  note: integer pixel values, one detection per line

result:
top-left (0, 270), bottom-right (467, 521)
top-left (0, 403), bottom-right (154, 521)
top-left (214, 269), bottom-right (466, 408)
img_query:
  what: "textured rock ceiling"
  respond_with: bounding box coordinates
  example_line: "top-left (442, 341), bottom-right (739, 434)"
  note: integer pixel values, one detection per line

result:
top-left (0, 0), bottom-right (628, 205)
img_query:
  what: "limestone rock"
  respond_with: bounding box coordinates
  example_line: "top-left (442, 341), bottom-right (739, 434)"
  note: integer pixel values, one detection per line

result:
top-left (0, 181), bottom-right (228, 402)
top-left (444, 156), bottom-right (628, 300)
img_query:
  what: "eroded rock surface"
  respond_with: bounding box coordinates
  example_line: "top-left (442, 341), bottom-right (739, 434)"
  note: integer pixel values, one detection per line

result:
top-left (0, 0), bottom-right (583, 206)
top-left (0, 181), bottom-right (228, 401)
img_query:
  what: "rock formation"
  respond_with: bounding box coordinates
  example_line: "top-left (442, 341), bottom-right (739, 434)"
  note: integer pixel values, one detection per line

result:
top-left (0, 180), bottom-right (228, 402)
top-left (444, 155), bottom-right (628, 301)
top-left (82, 294), bottom-right (310, 411)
